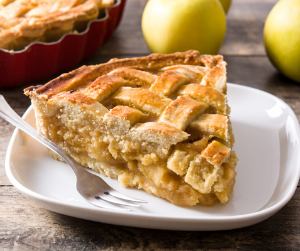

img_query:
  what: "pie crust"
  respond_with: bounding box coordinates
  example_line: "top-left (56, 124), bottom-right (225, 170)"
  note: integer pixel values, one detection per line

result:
top-left (25, 51), bottom-right (238, 207)
top-left (0, 0), bottom-right (114, 50)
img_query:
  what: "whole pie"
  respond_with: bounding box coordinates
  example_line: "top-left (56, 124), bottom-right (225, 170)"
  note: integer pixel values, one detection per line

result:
top-left (0, 0), bottom-right (114, 51)
top-left (25, 51), bottom-right (238, 207)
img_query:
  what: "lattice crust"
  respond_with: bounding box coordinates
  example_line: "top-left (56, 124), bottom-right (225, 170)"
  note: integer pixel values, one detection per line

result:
top-left (0, 0), bottom-right (114, 50)
top-left (25, 51), bottom-right (238, 207)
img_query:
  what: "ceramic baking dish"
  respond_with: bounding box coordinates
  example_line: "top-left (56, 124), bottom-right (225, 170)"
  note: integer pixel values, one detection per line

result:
top-left (0, 0), bottom-right (127, 89)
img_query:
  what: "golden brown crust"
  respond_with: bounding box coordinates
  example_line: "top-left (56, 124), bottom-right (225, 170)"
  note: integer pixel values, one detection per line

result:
top-left (201, 62), bottom-right (227, 94)
top-left (108, 67), bottom-right (157, 87)
top-left (105, 106), bottom-right (148, 125)
top-left (177, 84), bottom-right (227, 115)
top-left (149, 70), bottom-right (189, 97)
top-left (132, 122), bottom-right (188, 137)
top-left (51, 91), bottom-right (96, 105)
top-left (111, 87), bottom-right (172, 116)
top-left (25, 50), bottom-right (238, 207)
top-left (82, 74), bottom-right (132, 102)
top-left (190, 114), bottom-right (229, 142)
top-left (158, 96), bottom-right (207, 130)
top-left (25, 51), bottom-right (223, 99)
top-left (201, 140), bottom-right (230, 167)
top-left (25, 65), bottom-right (94, 98)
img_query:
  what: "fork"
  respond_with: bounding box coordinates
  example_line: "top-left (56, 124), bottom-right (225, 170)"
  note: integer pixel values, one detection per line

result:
top-left (0, 95), bottom-right (147, 211)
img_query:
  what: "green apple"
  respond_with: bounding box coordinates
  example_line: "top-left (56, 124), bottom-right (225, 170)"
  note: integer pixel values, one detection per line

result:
top-left (264, 0), bottom-right (300, 83)
top-left (142, 0), bottom-right (226, 55)
top-left (219, 0), bottom-right (232, 14)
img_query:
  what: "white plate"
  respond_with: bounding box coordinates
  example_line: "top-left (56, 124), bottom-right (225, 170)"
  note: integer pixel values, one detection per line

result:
top-left (5, 84), bottom-right (300, 231)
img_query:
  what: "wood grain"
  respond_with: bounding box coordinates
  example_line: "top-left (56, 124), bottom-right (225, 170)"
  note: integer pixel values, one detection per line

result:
top-left (0, 0), bottom-right (300, 249)
top-left (1, 186), bottom-right (300, 250)
top-left (221, 0), bottom-right (278, 55)
top-left (100, 0), bottom-right (279, 56)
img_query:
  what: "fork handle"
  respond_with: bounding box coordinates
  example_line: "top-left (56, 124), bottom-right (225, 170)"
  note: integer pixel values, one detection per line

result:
top-left (0, 95), bottom-right (81, 175)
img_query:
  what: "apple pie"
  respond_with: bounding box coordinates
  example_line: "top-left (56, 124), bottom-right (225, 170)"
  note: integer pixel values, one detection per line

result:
top-left (24, 51), bottom-right (238, 207)
top-left (0, 0), bottom-right (114, 51)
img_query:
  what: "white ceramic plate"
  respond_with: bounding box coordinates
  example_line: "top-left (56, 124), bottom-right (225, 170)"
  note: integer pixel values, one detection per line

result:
top-left (5, 84), bottom-right (300, 231)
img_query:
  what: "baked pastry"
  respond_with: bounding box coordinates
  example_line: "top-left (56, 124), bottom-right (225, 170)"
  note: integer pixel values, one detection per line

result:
top-left (0, 0), bottom-right (114, 51)
top-left (25, 51), bottom-right (238, 207)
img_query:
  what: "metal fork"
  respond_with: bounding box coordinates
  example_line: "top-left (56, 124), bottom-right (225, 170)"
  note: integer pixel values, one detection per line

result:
top-left (0, 95), bottom-right (147, 211)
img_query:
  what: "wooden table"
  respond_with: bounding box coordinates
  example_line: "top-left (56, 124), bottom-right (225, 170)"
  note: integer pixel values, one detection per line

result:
top-left (1, 0), bottom-right (300, 250)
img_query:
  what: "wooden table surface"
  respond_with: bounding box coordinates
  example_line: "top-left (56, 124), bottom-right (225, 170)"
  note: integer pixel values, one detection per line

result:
top-left (1, 0), bottom-right (300, 250)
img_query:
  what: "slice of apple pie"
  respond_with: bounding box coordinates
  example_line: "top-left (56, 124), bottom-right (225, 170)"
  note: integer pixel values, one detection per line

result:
top-left (24, 50), bottom-right (238, 207)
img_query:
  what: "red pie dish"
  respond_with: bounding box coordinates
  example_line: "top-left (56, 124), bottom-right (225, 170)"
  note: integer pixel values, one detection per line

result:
top-left (0, 0), bottom-right (127, 89)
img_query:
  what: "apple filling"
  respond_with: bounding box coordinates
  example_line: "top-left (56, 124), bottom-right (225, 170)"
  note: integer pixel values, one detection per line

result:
top-left (25, 51), bottom-right (238, 207)
top-left (31, 91), bottom-right (237, 207)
